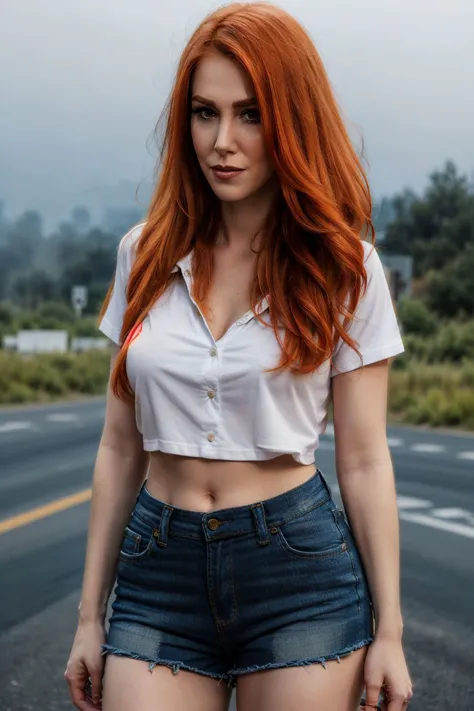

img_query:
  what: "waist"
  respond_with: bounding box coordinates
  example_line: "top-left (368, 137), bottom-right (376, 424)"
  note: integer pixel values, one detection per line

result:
top-left (146, 452), bottom-right (316, 511)
top-left (135, 468), bottom-right (333, 541)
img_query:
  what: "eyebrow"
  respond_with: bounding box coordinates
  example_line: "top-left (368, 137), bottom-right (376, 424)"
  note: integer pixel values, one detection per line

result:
top-left (191, 95), bottom-right (258, 109)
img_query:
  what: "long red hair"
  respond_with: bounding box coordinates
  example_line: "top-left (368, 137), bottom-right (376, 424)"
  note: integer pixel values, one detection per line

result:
top-left (99, 2), bottom-right (374, 401)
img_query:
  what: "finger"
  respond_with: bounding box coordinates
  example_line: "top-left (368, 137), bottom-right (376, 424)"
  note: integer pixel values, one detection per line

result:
top-left (387, 694), bottom-right (410, 711)
top-left (365, 683), bottom-right (383, 709)
top-left (65, 670), bottom-right (95, 711)
top-left (90, 669), bottom-right (104, 708)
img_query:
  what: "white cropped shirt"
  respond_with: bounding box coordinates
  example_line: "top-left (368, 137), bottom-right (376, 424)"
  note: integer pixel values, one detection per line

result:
top-left (99, 223), bottom-right (405, 465)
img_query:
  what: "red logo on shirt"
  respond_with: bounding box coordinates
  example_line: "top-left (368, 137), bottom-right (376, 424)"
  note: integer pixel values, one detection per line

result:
top-left (124, 322), bottom-right (143, 347)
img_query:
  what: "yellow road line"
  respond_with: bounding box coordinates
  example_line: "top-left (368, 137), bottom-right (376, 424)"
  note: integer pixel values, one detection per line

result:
top-left (0, 488), bottom-right (92, 536)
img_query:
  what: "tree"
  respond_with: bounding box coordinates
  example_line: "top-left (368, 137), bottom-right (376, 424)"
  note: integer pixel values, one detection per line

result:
top-left (382, 161), bottom-right (474, 277)
top-left (425, 244), bottom-right (474, 319)
top-left (70, 206), bottom-right (91, 234)
top-left (7, 211), bottom-right (43, 266)
top-left (11, 270), bottom-right (57, 309)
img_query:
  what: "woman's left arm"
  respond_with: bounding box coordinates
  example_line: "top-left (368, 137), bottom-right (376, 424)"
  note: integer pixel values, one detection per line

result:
top-left (332, 358), bottom-right (413, 710)
top-left (332, 357), bottom-right (402, 638)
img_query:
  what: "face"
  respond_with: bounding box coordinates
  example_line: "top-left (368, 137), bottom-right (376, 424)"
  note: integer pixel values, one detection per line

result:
top-left (190, 52), bottom-right (275, 203)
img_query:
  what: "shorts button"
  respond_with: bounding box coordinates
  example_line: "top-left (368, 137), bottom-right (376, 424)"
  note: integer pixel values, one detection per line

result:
top-left (207, 518), bottom-right (219, 531)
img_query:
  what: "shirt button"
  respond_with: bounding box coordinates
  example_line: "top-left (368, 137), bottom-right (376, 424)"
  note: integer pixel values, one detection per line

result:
top-left (207, 390), bottom-right (216, 399)
top-left (207, 433), bottom-right (215, 442)
top-left (209, 347), bottom-right (217, 357)
top-left (184, 270), bottom-right (191, 277)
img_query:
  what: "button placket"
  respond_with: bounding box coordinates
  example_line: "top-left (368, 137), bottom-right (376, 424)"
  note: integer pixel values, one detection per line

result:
top-left (201, 331), bottom-right (220, 447)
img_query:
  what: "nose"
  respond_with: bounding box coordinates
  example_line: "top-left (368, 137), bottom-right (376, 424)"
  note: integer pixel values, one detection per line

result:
top-left (214, 117), bottom-right (237, 155)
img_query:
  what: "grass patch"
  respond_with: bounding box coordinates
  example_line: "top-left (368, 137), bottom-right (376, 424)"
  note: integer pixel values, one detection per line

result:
top-left (0, 349), bottom-right (110, 405)
top-left (388, 360), bottom-right (474, 429)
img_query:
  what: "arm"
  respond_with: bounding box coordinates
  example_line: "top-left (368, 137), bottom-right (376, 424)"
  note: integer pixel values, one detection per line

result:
top-left (331, 358), bottom-right (403, 640)
top-left (79, 345), bottom-right (149, 624)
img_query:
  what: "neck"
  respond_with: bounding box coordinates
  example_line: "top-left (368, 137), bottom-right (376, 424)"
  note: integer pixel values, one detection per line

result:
top-left (218, 179), bottom-right (277, 253)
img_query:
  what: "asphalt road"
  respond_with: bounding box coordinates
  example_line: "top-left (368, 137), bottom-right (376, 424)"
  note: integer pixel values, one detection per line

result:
top-left (0, 399), bottom-right (473, 710)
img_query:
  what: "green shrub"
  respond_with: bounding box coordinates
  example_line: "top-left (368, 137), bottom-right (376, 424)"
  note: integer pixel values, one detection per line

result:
top-left (400, 334), bottom-right (430, 363)
top-left (0, 302), bottom-right (15, 326)
top-left (388, 360), bottom-right (474, 429)
top-left (22, 359), bottom-right (68, 396)
top-left (399, 320), bottom-right (474, 364)
top-left (429, 321), bottom-right (474, 362)
top-left (397, 298), bottom-right (439, 336)
top-left (36, 301), bottom-right (75, 323)
top-left (70, 316), bottom-right (102, 338)
top-left (0, 381), bottom-right (35, 404)
top-left (0, 349), bottom-right (110, 403)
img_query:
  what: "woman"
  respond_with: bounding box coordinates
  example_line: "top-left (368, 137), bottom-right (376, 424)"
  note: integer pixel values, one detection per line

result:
top-left (65, 4), bottom-right (413, 711)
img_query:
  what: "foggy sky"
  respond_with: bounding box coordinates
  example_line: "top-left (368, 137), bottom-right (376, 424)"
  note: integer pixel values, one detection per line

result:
top-left (1, 0), bottom-right (473, 228)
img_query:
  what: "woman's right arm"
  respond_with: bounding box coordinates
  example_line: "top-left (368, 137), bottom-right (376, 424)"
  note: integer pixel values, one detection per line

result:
top-left (65, 345), bottom-right (149, 710)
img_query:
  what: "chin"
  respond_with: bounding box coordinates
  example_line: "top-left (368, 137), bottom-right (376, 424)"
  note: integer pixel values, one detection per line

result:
top-left (211, 186), bottom-right (254, 202)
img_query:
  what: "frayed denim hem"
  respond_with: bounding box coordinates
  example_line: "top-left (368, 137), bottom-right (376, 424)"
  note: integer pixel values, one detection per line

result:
top-left (101, 645), bottom-right (229, 684)
top-left (227, 636), bottom-right (374, 681)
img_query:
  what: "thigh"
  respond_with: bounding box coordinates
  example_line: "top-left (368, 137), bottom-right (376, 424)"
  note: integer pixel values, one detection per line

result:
top-left (102, 655), bottom-right (231, 711)
top-left (236, 646), bottom-right (368, 711)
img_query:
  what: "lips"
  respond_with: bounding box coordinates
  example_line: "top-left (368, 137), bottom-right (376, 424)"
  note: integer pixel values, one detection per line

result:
top-left (211, 166), bottom-right (245, 180)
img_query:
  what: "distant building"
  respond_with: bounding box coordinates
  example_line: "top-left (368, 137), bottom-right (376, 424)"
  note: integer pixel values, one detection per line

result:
top-left (15, 330), bottom-right (69, 354)
top-left (380, 254), bottom-right (413, 302)
top-left (71, 337), bottom-right (109, 353)
top-left (2, 331), bottom-right (109, 354)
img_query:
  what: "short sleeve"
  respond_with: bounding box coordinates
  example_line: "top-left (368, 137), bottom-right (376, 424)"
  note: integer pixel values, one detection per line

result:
top-left (330, 241), bottom-right (405, 377)
top-left (98, 223), bottom-right (145, 345)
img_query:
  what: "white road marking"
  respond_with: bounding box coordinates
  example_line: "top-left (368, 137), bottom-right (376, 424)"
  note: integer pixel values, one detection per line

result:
top-left (46, 413), bottom-right (79, 423)
top-left (388, 437), bottom-right (404, 447)
top-left (399, 512), bottom-right (474, 539)
top-left (457, 451), bottom-right (474, 460)
top-left (0, 421), bottom-right (35, 433)
top-left (430, 508), bottom-right (474, 525)
top-left (411, 443), bottom-right (446, 453)
top-left (331, 489), bottom-right (474, 538)
top-left (397, 496), bottom-right (432, 509)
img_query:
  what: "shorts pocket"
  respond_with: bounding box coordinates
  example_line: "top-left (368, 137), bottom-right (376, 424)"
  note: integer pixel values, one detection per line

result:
top-left (274, 501), bottom-right (348, 560)
top-left (119, 511), bottom-right (157, 564)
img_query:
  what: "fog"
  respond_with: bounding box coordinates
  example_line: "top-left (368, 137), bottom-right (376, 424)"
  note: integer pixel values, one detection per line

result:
top-left (1, 0), bottom-right (473, 228)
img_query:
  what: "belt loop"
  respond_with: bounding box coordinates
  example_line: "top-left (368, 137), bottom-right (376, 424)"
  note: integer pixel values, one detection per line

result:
top-left (250, 503), bottom-right (270, 546)
top-left (156, 505), bottom-right (172, 548)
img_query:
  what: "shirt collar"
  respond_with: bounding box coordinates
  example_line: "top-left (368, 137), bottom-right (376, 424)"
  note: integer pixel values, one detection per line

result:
top-left (171, 251), bottom-right (192, 274)
top-left (172, 251), bottom-right (269, 315)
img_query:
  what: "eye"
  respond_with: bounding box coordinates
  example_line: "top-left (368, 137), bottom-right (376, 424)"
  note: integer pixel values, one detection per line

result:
top-left (191, 107), bottom-right (216, 121)
top-left (241, 109), bottom-right (261, 124)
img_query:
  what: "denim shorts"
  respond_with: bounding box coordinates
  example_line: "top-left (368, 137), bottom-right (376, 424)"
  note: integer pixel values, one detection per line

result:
top-left (102, 469), bottom-right (374, 684)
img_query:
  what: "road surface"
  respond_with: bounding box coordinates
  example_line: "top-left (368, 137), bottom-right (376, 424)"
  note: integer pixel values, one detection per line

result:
top-left (0, 399), bottom-right (473, 710)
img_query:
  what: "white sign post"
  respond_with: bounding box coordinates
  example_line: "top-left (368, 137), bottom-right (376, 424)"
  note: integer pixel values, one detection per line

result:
top-left (71, 285), bottom-right (88, 318)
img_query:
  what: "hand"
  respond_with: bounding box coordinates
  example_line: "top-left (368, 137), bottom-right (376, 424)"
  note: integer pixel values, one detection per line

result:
top-left (361, 636), bottom-right (414, 711)
top-left (64, 620), bottom-right (106, 710)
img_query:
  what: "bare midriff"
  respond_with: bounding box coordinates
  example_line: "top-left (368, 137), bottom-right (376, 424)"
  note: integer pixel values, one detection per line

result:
top-left (146, 452), bottom-right (316, 512)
